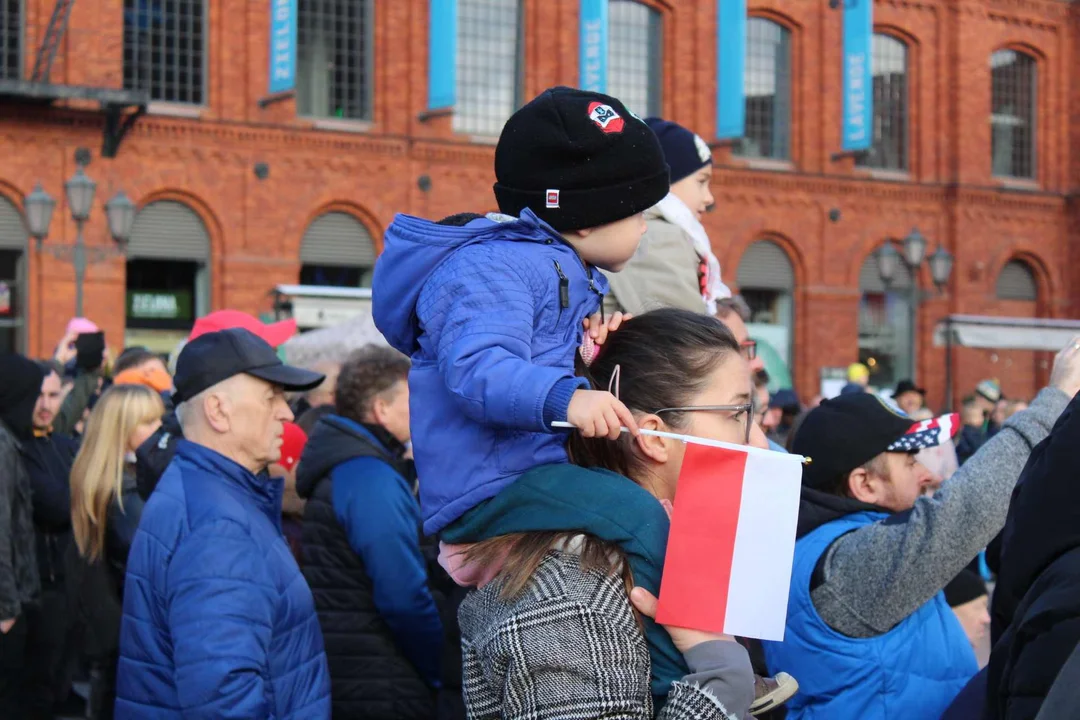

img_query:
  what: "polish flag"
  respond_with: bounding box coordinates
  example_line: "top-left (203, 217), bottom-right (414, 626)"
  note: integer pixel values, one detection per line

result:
top-left (656, 442), bottom-right (803, 642)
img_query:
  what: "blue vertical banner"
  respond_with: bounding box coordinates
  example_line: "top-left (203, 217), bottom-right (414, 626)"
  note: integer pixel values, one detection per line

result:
top-left (428, 0), bottom-right (457, 111)
top-left (579, 0), bottom-right (608, 93)
top-left (269, 0), bottom-right (298, 94)
top-left (716, 0), bottom-right (746, 139)
top-left (841, 0), bottom-right (873, 151)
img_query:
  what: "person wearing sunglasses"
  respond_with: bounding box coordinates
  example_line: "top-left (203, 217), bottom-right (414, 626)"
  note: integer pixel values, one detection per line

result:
top-left (437, 309), bottom-right (797, 719)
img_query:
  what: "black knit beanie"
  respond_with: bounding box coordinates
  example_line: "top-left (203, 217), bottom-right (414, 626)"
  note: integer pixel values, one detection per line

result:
top-left (644, 117), bottom-right (713, 184)
top-left (943, 569), bottom-right (988, 608)
top-left (494, 87), bottom-right (670, 232)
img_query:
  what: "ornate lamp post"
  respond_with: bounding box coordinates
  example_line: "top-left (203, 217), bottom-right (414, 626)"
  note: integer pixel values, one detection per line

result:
top-left (876, 227), bottom-right (955, 384)
top-left (23, 167), bottom-right (136, 317)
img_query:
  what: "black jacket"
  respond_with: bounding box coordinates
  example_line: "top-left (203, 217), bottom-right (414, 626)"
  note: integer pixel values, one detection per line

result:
top-left (134, 409), bottom-right (181, 500)
top-left (297, 416), bottom-right (436, 719)
top-left (987, 394), bottom-right (1080, 720)
top-left (65, 470), bottom-right (145, 662)
top-left (0, 354), bottom-right (45, 619)
top-left (22, 431), bottom-right (78, 588)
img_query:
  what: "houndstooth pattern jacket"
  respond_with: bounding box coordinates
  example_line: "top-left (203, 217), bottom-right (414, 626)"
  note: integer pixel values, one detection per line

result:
top-left (458, 551), bottom-right (736, 719)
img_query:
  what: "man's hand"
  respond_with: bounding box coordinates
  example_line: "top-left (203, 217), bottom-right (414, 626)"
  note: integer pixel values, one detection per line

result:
top-left (582, 311), bottom-right (631, 347)
top-left (566, 389), bottom-right (639, 440)
top-left (53, 331), bottom-right (78, 365)
top-left (1050, 336), bottom-right (1080, 398)
top-left (0, 617), bottom-right (16, 634)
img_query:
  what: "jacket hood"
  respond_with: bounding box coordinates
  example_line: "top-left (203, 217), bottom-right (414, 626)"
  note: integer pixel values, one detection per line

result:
top-left (371, 209), bottom-right (564, 355)
top-left (797, 486), bottom-right (887, 539)
top-left (0, 354), bottom-right (46, 440)
top-left (295, 415), bottom-right (393, 499)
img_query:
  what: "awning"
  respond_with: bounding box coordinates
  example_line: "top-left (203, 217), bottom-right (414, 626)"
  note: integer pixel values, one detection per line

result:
top-left (934, 315), bottom-right (1080, 352)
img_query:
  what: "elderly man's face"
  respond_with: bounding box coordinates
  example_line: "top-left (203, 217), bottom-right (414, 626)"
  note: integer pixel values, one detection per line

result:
top-left (215, 375), bottom-right (294, 472)
top-left (716, 311), bottom-right (765, 374)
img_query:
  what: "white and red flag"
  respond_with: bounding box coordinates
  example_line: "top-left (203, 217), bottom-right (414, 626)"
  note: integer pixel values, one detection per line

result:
top-left (656, 441), bottom-right (803, 642)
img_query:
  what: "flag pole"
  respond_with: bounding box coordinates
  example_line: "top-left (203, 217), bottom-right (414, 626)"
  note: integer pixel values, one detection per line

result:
top-left (551, 421), bottom-right (812, 465)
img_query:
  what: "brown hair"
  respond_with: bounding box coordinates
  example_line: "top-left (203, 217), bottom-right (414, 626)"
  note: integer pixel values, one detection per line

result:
top-left (335, 345), bottom-right (410, 426)
top-left (466, 309), bottom-right (741, 599)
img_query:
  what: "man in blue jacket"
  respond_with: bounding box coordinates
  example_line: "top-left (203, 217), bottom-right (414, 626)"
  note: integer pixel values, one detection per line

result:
top-left (116, 328), bottom-right (330, 719)
top-left (297, 345), bottom-right (445, 719)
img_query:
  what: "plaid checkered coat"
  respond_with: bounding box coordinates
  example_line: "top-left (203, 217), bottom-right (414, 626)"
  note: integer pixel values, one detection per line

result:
top-left (458, 551), bottom-right (735, 719)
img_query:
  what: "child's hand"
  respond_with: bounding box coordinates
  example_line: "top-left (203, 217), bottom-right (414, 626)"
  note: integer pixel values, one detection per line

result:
top-left (567, 389), bottom-right (639, 440)
top-left (630, 587), bottom-right (736, 654)
top-left (583, 311), bottom-right (632, 347)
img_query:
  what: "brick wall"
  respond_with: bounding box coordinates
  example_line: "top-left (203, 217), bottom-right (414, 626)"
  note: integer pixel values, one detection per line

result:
top-left (1, 0), bottom-right (1076, 410)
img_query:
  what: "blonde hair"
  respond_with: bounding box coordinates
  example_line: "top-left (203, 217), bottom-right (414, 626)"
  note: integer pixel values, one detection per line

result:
top-left (71, 384), bottom-right (164, 562)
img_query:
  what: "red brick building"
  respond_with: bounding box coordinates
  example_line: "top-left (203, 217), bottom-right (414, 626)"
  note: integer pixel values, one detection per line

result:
top-left (1, 0), bottom-right (1077, 409)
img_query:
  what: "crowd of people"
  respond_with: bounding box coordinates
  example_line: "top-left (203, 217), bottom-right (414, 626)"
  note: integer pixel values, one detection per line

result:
top-left (1, 86), bottom-right (1078, 720)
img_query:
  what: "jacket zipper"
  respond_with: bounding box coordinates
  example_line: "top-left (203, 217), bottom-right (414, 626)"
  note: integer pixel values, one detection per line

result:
top-left (552, 256), bottom-right (606, 322)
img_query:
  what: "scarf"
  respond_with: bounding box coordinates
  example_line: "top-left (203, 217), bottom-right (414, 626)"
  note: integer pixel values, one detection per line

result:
top-left (650, 193), bottom-right (731, 314)
top-left (441, 463), bottom-right (687, 701)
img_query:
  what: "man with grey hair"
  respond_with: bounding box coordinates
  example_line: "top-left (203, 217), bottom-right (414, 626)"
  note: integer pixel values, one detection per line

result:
top-left (116, 328), bottom-right (331, 719)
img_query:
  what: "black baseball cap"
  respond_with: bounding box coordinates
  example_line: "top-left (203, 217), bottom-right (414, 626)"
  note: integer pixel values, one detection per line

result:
top-left (792, 392), bottom-right (931, 492)
top-left (172, 328), bottom-right (324, 403)
top-left (893, 379), bottom-right (926, 397)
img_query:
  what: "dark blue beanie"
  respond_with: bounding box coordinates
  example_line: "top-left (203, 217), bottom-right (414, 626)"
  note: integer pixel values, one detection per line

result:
top-left (644, 117), bottom-right (713, 184)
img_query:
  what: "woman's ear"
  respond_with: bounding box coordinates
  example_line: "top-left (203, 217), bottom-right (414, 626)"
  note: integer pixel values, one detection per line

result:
top-left (634, 414), bottom-right (669, 464)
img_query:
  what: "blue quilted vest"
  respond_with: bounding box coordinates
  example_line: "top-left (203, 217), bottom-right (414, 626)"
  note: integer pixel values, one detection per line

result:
top-left (762, 511), bottom-right (978, 720)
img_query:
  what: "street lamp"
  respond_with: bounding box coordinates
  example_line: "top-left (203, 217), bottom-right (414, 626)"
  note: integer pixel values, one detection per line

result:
top-left (876, 227), bottom-right (955, 384)
top-left (24, 184), bottom-right (56, 249)
top-left (25, 164), bottom-right (132, 317)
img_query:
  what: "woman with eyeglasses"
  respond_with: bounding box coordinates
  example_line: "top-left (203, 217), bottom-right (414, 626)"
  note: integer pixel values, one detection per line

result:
top-left (438, 308), bottom-right (796, 719)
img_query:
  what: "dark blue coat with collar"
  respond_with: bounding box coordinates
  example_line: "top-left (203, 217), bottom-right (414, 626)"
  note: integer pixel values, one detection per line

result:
top-left (116, 440), bottom-right (331, 719)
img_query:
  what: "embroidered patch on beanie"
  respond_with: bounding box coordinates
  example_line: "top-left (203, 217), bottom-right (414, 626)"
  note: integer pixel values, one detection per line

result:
top-left (588, 102), bottom-right (624, 134)
top-left (546, 189), bottom-right (560, 208)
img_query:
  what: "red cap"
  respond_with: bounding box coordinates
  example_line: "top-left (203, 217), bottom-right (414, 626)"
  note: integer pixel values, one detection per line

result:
top-left (278, 422), bottom-right (308, 471)
top-left (189, 310), bottom-right (298, 348)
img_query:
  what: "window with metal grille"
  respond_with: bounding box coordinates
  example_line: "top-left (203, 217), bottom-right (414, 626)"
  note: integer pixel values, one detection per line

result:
top-left (0, 0), bottom-right (19, 81)
top-left (607, 0), bottom-right (662, 118)
top-left (857, 34), bottom-right (907, 171)
top-left (297, 0), bottom-right (372, 120)
top-left (733, 18), bottom-right (790, 161)
top-left (123, 0), bottom-right (206, 104)
top-left (995, 260), bottom-right (1038, 301)
top-left (991, 49), bottom-right (1036, 179)
top-left (454, 0), bottom-right (523, 136)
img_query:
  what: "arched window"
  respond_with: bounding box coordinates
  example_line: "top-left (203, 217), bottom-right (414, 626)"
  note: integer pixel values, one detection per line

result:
top-left (124, 0), bottom-right (206, 104)
top-left (858, 249), bottom-right (913, 388)
top-left (0, 196), bottom-right (27, 353)
top-left (297, 0), bottom-right (373, 120)
top-left (300, 212), bottom-right (377, 288)
top-left (1, 0), bottom-right (21, 80)
top-left (995, 260), bottom-right (1038, 301)
top-left (126, 201), bottom-right (212, 347)
top-left (857, 34), bottom-right (908, 171)
top-left (737, 240), bottom-right (796, 372)
top-left (991, 49), bottom-right (1036, 179)
top-left (733, 18), bottom-right (791, 161)
top-left (454, 0), bottom-right (524, 136)
top-left (608, 0), bottom-right (662, 117)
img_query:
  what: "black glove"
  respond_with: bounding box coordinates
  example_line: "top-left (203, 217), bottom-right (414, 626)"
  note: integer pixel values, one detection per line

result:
top-left (75, 332), bottom-right (105, 372)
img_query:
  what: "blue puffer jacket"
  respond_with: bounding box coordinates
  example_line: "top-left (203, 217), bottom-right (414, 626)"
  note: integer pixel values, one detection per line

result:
top-left (372, 210), bottom-right (607, 535)
top-left (116, 440), bottom-right (331, 719)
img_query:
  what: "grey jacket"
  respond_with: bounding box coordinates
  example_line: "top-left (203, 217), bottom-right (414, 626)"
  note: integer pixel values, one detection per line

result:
top-left (0, 421), bottom-right (41, 619)
top-left (603, 215), bottom-right (707, 317)
top-left (459, 550), bottom-right (743, 719)
top-left (814, 387), bottom-right (1070, 637)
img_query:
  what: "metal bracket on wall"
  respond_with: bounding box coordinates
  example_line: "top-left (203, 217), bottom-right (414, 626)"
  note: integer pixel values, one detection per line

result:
top-left (102, 104), bottom-right (147, 159)
top-left (30, 0), bottom-right (77, 83)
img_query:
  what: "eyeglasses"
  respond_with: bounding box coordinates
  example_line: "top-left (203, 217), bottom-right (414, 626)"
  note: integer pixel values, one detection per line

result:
top-left (739, 340), bottom-right (757, 361)
top-left (653, 402), bottom-right (756, 444)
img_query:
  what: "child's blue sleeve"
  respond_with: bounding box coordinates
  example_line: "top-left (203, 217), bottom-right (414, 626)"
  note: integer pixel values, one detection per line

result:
top-left (420, 247), bottom-right (587, 432)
